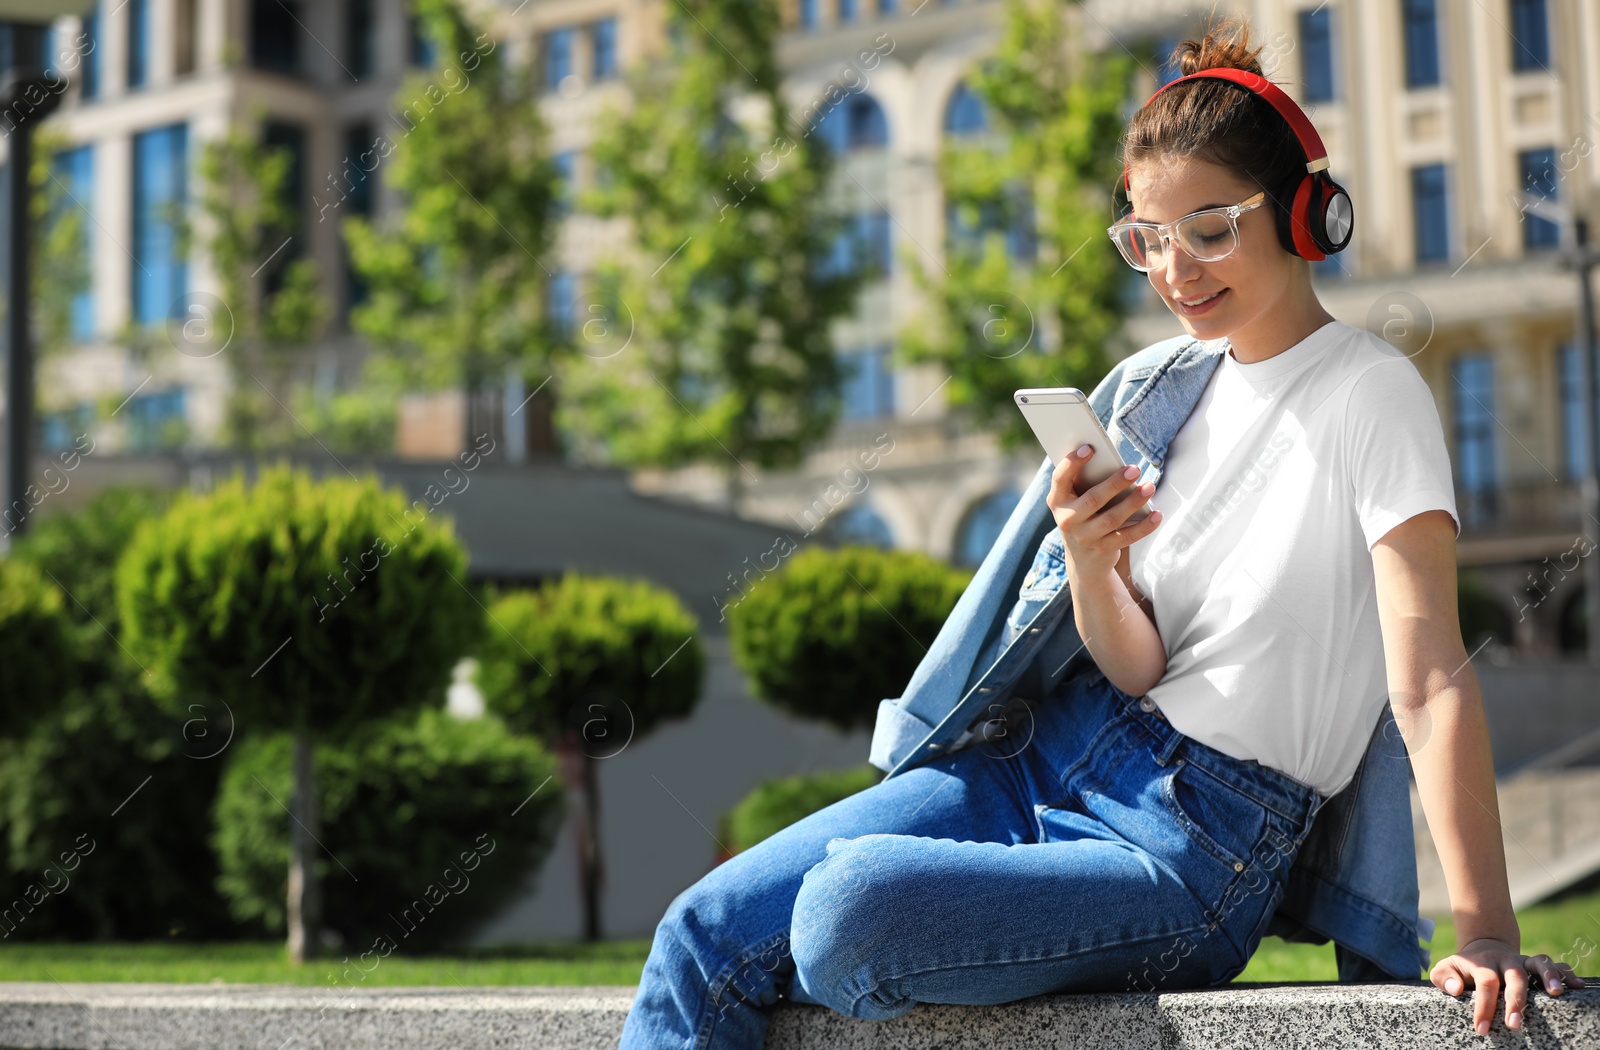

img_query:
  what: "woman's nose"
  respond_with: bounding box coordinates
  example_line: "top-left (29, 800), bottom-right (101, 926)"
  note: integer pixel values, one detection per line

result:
top-left (1161, 236), bottom-right (1203, 286)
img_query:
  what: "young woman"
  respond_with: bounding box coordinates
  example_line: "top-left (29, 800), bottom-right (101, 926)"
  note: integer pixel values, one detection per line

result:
top-left (617, 19), bottom-right (1582, 1049)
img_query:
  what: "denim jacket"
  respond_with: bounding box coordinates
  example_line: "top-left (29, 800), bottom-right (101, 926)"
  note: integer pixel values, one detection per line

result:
top-left (868, 333), bottom-right (1434, 982)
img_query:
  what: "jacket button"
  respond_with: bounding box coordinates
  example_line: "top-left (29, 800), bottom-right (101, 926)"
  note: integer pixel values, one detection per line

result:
top-left (1029, 626), bottom-right (1042, 634)
top-left (927, 743), bottom-right (942, 750)
top-left (1234, 861), bottom-right (1245, 872)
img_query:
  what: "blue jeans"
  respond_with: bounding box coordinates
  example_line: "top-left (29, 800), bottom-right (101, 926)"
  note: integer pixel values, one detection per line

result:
top-left (618, 667), bottom-right (1329, 1049)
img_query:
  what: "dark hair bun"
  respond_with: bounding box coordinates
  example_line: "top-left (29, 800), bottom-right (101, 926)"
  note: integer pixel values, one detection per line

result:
top-left (1171, 15), bottom-right (1266, 77)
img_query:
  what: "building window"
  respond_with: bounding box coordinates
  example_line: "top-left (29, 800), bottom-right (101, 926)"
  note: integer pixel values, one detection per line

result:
top-left (1519, 147), bottom-right (1560, 251)
top-left (1298, 6), bottom-right (1336, 103)
top-left (591, 18), bottom-right (617, 80)
top-left (840, 345), bottom-right (895, 421)
top-left (125, 385), bottom-right (187, 450)
top-left (1558, 342), bottom-right (1600, 482)
top-left (1450, 353), bottom-right (1498, 527)
top-left (878, 0), bottom-right (897, 13)
top-left (821, 209), bottom-right (893, 281)
top-left (814, 94), bottom-right (888, 152)
top-left (51, 145), bottom-right (95, 342)
top-left (342, 122), bottom-right (374, 316)
top-left (249, 0), bottom-right (301, 76)
top-left (1509, 0), bottom-right (1549, 72)
top-left (1402, 0), bottom-right (1441, 88)
top-left (827, 503), bottom-right (894, 548)
top-left (799, 0), bottom-right (818, 29)
top-left (408, 12), bottom-right (436, 68)
top-left (1411, 162), bottom-right (1450, 264)
top-left (546, 270), bottom-right (577, 336)
top-left (127, 0), bottom-right (150, 89)
top-left (552, 150), bottom-right (577, 218)
top-left (345, 0), bottom-right (374, 80)
top-left (946, 187), bottom-right (1033, 265)
top-left (80, 6), bottom-right (99, 99)
top-left (542, 27), bottom-right (574, 91)
top-left (839, 0), bottom-right (858, 22)
top-left (955, 489), bottom-right (1021, 568)
top-left (132, 124), bottom-right (188, 327)
top-left (944, 81), bottom-right (988, 136)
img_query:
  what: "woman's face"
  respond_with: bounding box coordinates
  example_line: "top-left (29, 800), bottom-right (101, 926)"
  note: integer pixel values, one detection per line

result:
top-left (1127, 157), bottom-right (1298, 347)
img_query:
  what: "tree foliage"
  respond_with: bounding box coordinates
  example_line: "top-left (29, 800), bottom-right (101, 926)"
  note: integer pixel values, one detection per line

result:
top-left (194, 126), bottom-right (329, 447)
top-left (476, 575), bottom-right (704, 744)
top-left (560, 0), bottom-right (861, 491)
top-left (900, 0), bottom-right (1136, 449)
top-left (725, 547), bottom-right (971, 733)
top-left (344, 0), bottom-right (560, 400)
top-left (0, 558), bottom-right (74, 741)
top-left (116, 465), bottom-right (479, 737)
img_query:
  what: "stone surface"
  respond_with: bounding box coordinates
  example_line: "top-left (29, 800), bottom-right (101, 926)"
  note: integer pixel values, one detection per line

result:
top-left (0, 981), bottom-right (1595, 1049)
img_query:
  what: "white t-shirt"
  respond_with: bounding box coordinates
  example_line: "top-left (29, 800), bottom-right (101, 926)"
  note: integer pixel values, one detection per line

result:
top-left (1124, 319), bottom-right (1460, 795)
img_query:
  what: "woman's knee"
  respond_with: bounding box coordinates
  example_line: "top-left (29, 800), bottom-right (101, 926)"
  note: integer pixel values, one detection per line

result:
top-left (789, 834), bottom-right (920, 1020)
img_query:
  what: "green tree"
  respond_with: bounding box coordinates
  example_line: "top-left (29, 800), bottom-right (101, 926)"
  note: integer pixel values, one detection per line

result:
top-left (116, 466), bottom-right (481, 961)
top-left (193, 124), bottom-right (329, 447)
top-left (725, 547), bottom-right (970, 733)
top-left (344, 0), bottom-right (560, 440)
top-left (212, 706), bottom-right (564, 952)
top-left (901, 0), bottom-right (1136, 449)
top-left (562, 0), bottom-right (861, 500)
top-left (475, 575), bottom-right (704, 942)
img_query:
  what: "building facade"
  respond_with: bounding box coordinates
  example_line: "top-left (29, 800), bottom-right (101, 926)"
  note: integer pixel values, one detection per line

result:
top-left (17, 0), bottom-right (1600, 656)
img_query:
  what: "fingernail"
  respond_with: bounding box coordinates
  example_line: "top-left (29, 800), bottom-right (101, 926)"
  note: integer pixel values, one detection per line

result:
top-left (1076, 444), bottom-right (1093, 458)
top-left (1507, 1011), bottom-right (1521, 1029)
top-left (1551, 979), bottom-right (1562, 992)
top-left (1446, 979), bottom-right (1462, 995)
top-left (1123, 465), bottom-right (1139, 479)
top-left (1476, 1020), bottom-right (1489, 1036)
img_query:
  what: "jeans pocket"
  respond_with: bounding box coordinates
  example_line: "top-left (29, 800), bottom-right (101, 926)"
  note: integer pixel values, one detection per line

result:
top-left (1159, 758), bottom-right (1264, 875)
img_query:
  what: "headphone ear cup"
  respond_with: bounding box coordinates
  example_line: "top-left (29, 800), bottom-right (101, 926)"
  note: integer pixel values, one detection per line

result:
top-left (1290, 175), bottom-right (1327, 261)
top-left (1316, 175), bottom-right (1354, 253)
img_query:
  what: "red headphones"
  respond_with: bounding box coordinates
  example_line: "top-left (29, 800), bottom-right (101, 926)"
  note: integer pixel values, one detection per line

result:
top-left (1122, 67), bottom-right (1353, 262)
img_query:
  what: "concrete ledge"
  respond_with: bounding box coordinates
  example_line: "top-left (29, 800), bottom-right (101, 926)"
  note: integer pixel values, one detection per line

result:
top-left (0, 981), bottom-right (1596, 1049)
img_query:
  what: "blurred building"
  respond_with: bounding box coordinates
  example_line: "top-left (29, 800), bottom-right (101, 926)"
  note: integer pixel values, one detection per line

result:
top-left (12, 0), bottom-right (1600, 657)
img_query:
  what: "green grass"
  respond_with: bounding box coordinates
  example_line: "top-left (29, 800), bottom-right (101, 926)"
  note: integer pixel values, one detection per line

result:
top-left (0, 939), bottom-right (655, 986)
top-left (4, 886), bottom-right (1597, 987)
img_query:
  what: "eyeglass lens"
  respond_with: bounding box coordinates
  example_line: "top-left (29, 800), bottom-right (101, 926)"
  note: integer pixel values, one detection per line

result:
top-left (1113, 211), bottom-right (1238, 269)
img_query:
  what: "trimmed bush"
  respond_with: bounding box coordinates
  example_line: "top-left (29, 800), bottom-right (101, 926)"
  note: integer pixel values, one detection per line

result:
top-left (724, 765), bottom-right (884, 854)
top-left (2, 486), bottom-right (238, 940)
top-left (0, 558), bottom-right (75, 741)
top-left (117, 465), bottom-right (482, 959)
top-left (211, 706), bottom-right (563, 953)
top-left (476, 574), bottom-right (705, 940)
top-left (725, 546), bottom-right (971, 732)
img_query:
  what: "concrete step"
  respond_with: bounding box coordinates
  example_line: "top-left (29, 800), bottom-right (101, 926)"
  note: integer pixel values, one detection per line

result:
top-left (0, 981), bottom-right (1597, 1049)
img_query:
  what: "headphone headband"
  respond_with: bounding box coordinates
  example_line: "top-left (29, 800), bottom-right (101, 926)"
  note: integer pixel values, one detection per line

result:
top-left (1119, 66), bottom-right (1352, 262)
top-left (1122, 67), bottom-right (1329, 193)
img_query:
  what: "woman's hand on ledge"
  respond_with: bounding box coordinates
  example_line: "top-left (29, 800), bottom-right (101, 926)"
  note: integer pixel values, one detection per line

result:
top-left (1431, 936), bottom-right (1585, 1035)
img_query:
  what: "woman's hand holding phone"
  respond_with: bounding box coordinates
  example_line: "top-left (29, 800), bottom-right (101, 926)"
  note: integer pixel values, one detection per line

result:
top-left (1045, 443), bottom-right (1161, 582)
top-left (1045, 443), bottom-right (1168, 699)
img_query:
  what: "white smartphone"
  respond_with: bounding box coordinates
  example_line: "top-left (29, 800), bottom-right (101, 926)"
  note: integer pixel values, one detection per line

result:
top-left (1014, 387), bottom-right (1150, 522)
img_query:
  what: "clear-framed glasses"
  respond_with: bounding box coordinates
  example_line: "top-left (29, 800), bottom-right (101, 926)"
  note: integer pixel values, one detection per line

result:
top-left (1106, 190), bottom-right (1267, 272)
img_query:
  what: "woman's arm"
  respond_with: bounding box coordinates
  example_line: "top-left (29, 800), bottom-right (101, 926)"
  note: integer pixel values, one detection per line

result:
top-left (1045, 447), bottom-right (1166, 698)
top-left (1371, 510), bottom-right (1583, 1036)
